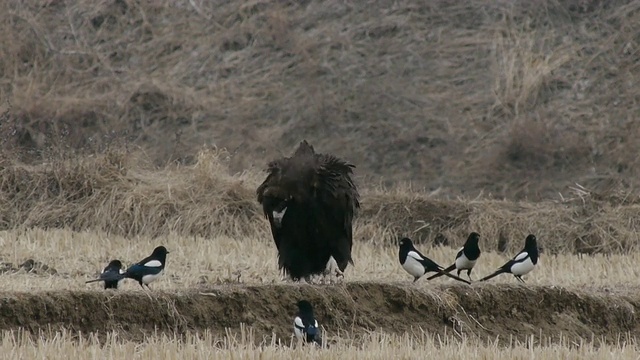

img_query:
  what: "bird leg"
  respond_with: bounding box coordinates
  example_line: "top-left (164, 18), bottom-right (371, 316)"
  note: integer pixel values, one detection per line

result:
top-left (323, 272), bottom-right (340, 285)
top-left (280, 268), bottom-right (295, 283)
top-left (322, 265), bottom-right (345, 284)
top-left (320, 257), bottom-right (343, 284)
top-left (331, 272), bottom-right (344, 284)
top-left (318, 274), bottom-right (328, 285)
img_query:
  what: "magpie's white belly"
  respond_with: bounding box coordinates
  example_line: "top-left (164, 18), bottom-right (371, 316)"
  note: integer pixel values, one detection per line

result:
top-left (402, 257), bottom-right (425, 278)
top-left (142, 271), bottom-right (163, 285)
top-left (293, 317), bottom-right (304, 340)
top-left (455, 254), bottom-right (476, 270)
top-left (293, 317), bottom-right (319, 341)
top-left (511, 257), bottom-right (535, 276)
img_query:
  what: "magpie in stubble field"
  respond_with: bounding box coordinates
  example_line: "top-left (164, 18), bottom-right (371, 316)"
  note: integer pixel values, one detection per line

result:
top-left (119, 246), bottom-right (170, 289)
top-left (426, 232), bottom-right (481, 282)
top-left (398, 237), bottom-right (471, 284)
top-left (85, 259), bottom-right (125, 289)
top-left (294, 300), bottom-right (323, 346)
top-left (479, 234), bottom-right (539, 283)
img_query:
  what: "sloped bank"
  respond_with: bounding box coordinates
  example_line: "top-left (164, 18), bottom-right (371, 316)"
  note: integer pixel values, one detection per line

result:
top-left (0, 282), bottom-right (637, 346)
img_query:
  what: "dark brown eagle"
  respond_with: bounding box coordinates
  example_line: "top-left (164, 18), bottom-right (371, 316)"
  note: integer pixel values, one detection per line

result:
top-left (256, 140), bottom-right (360, 281)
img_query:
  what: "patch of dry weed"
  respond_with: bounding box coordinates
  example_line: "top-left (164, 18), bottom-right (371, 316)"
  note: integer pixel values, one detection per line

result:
top-left (0, 1), bottom-right (639, 200)
top-left (3, 148), bottom-right (640, 253)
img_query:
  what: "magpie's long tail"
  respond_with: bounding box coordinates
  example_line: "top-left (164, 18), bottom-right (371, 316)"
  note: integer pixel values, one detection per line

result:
top-left (86, 273), bottom-right (125, 284)
top-left (426, 263), bottom-right (456, 281)
top-left (440, 270), bottom-right (471, 284)
top-left (479, 269), bottom-right (506, 282)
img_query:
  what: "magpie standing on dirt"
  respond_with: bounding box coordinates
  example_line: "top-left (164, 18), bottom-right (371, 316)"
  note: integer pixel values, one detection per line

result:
top-left (294, 300), bottom-right (323, 346)
top-left (398, 237), bottom-right (470, 284)
top-left (479, 234), bottom-right (539, 283)
top-left (85, 259), bottom-right (125, 289)
top-left (426, 232), bottom-right (481, 282)
top-left (120, 246), bottom-right (170, 289)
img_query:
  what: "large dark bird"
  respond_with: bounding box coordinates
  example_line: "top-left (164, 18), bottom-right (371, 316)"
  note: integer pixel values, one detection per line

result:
top-left (479, 234), bottom-right (539, 283)
top-left (426, 232), bottom-right (481, 282)
top-left (256, 140), bottom-right (360, 281)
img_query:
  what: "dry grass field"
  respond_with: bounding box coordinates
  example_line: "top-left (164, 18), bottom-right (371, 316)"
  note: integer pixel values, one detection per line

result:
top-left (2, 0), bottom-right (640, 358)
top-left (2, 151), bottom-right (640, 357)
top-left (2, 328), bottom-right (639, 360)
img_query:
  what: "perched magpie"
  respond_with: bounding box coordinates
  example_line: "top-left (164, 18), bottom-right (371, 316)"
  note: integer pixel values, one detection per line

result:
top-left (85, 259), bottom-right (125, 289)
top-left (120, 246), bottom-right (170, 289)
top-left (398, 237), bottom-right (471, 284)
top-left (479, 234), bottom-right (539, 283)
top-left (426, 232), bottom-right (481, 282)
top-left (294, 300), bottom-right (323, 346)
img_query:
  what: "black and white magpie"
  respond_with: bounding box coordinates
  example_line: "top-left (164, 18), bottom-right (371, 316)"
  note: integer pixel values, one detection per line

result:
top-left (398, 237), bottom-right (471, 284)
top-left (120, 246), bottom-right (170, 289)
top-left (479, 234), bottom-right (539, 283)
top-left (85, 259), bottom-right (125, 289)
top-left (426, 232), bottom-right (481, 282)
top-left (294, 300), bottom-right (323, 346)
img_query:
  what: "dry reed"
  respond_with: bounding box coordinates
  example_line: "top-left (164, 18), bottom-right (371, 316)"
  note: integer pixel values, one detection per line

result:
top-left (2, 327), bottom-right (638, 360)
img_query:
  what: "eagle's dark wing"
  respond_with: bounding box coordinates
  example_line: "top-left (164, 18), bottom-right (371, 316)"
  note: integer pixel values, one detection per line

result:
top-left (256, 159), bottom-right (287, 251)
top-left (314, 154), bottom-right (360, 270)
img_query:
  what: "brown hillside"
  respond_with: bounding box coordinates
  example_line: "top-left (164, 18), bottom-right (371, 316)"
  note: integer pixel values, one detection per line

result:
top-left (1, 0), bottom-right (639, 201)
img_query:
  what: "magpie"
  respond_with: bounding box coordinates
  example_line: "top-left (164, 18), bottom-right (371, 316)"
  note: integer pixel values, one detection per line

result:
top-left (85, 259), bottom-right (125, 289)
top-left (479, 234), bottom-right (539, 283)
top-left (119, 246), bottom-right (170, 289)
top-left (426, 232), bottom-right (481, 282)
top-left (294, 300), bottom-right (323, 346)
top-left (398, 237), bottom-right (470, 284)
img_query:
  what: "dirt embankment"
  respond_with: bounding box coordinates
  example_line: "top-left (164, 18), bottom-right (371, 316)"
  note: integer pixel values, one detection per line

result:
top-left (0, 283), bottom-right (637, 346)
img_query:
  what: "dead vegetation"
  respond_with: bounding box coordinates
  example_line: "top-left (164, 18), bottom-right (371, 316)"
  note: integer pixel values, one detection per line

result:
top-left (2, 1), bottom-right (640, 355)
top-left (2, 147), bottom-right (640, 254)
top-left (2, 226), bottom-right (640, 351)
top-left (0, 282), bottom-right (638, 348)
top-left (4, 327), bottom-right (639, 360)
top-left (0, 0), bottom-right (638, 200)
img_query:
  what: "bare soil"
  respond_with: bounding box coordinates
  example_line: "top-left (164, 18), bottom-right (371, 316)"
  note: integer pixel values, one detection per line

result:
top-left (0, 283), bottom-right (637, 346)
